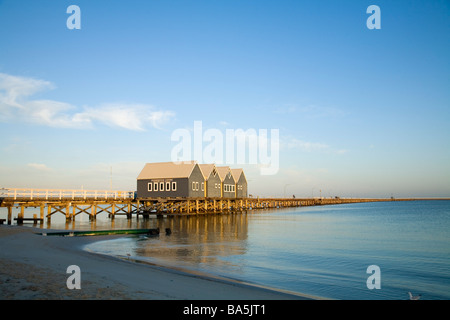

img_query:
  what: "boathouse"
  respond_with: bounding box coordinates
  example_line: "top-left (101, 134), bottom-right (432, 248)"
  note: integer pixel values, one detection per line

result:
top-left (136, 161), bottom-right (205, 199)
top-left (231, 168), bottom-right (248, 198)
top-left (216, 166), bottom-right (236, 198)
top-left (198, 164), bottom-right (222, 198)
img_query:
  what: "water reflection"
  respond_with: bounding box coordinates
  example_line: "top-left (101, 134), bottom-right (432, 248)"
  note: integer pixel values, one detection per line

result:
top-left (132, 214), bottom-right (250, 271)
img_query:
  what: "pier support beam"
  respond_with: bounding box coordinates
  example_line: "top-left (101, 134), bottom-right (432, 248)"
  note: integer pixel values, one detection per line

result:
top-left (47, 205), bottom-right (52, 223)
top-left (90, 205), bottom-right (97, 221)
top-left (7, 206), bottom-right (12, 225)
top-left (40, 205), bottom-right (45, 222)
top-left (66, 204), bottom-right (71, 222)
top-left (127, 203), bottom-right (132, 219)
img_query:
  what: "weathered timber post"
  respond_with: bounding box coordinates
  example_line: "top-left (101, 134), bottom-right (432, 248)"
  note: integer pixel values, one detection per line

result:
top-left (127, 203), bottom-right (132, 219)
top-left (7, 206), bottom-right (12, 225)
top-left (136, 200), bottom-right (140, 219)
top-left (40, 205), bottom-right (45, 222)
top-left (66, 204), bottom-right (71, 222)
top-left (18, 205), bottom-right (25, 224)
top-left (91, 204), bottom-right (96, 221)
top-left (47, 205), bottom-right (52, 223)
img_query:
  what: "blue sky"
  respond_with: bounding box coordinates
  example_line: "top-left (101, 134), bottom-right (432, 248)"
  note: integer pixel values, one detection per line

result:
top-left (0, 0), bottom-right (449, 198)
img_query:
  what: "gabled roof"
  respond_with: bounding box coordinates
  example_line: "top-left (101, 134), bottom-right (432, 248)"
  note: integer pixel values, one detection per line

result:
top-left (231, 168), bottom-right (246, 182)
top-left (137, 161), bottom-right (198, 180)
top-left (216, 166), bottom-right (235, 182)
top-left (198, 164), bottom-right (217, 179)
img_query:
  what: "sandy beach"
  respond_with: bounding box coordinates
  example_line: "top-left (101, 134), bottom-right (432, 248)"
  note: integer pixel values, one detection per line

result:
top-left (0, 225), bottom-right (314, 300)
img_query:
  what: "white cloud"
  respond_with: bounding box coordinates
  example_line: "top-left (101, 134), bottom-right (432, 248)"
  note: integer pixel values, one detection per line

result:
top-left (82, 104), bottom-right (175, 131)
top-left (0, 73), bottom-right (53, 109)
top-left (281, 136), bottom-right (348, 155)
top-left (27, 163), bottom-right (52, 171)
top-left (0, 73), bottom-right (175, 131)
top-left (284, 137), bottom-right (329, 152)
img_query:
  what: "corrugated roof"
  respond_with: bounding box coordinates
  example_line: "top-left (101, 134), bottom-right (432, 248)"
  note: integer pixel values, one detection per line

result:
top-left (216, 166), bottom-right (233, 181)
top-left (198, 164), bottom-right (216, 179)
top-left (137, 161), bottom-right (198, 179)
top-left (231, 168), bottom-right (244, 181)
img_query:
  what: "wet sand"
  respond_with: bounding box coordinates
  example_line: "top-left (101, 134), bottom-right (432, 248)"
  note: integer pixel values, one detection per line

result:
top-left (0, 225), bottom-right (315, 300)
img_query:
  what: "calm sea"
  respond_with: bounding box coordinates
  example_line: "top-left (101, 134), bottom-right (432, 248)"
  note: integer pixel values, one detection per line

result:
top-left (81, 200), bottom-right (450, 300)
top-left (6, 200), bottom-right (449, 299)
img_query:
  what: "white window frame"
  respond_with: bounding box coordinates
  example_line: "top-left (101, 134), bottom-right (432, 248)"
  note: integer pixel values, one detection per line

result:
top-left (154, 182), bottom-right (158, 191)
top-left (172, 181), bottom-right (177, 191)
top-left (160, 182), bottom-right (164, 191)
top-left (148, 183), bottom-right (152, 192)
top-left (166, 181), bottom-right (171, 191)
top-left (201, 182), bottom-right (204, 191)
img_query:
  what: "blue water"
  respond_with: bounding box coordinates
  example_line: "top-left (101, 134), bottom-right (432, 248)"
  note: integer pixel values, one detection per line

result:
top-left (84, 200), bottom-right (450, 300)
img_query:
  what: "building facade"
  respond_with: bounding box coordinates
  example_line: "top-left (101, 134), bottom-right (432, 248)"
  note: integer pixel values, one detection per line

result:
top-left (216, 166), bottom-right (236, 198)
top-left (198, 164), bottom-right (222, 198)
top-left (137, 162), bottom-right (248, 199)
top-left (231, 168), bottom-right (248, 198)
top-left (137, 162), bottom-right (205, 199)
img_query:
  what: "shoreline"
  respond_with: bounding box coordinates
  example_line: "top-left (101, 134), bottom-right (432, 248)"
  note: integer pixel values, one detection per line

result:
top-left (0, 225), bottom-right (320, 300)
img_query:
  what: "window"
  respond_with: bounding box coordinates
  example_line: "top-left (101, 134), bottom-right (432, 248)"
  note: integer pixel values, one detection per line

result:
top-left (192, 182), bottom-right (195, 191)
top-left (172, 181), bottom-right (177, 191)
top-left (166, 181), bottom-right (171, 191)
top-left (201, 182), bottom-right (204, 191)
top-left (148, 183), bottom-right (153, 192)
top-left (154, 182), bottom-right (158, 191)
top-left (196, 182), bottom-right (199, 191)
top-left (160, 182), bottom-right (164, 191)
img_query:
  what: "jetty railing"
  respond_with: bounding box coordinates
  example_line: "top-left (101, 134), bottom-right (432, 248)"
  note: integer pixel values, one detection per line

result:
top-left (0, 188), bottom-right (135, 200)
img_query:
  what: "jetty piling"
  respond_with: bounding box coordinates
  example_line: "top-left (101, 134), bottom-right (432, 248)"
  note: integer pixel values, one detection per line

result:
top-left (0, 187), bottom-right (429, 225)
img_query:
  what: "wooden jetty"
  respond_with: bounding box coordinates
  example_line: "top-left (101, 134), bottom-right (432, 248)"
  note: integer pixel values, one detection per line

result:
top-left (0, 187), bottom-right (426, 225)
top-left (36, 228), bottom-right (161, 237)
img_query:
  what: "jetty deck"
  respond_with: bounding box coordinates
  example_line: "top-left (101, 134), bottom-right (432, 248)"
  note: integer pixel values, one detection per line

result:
top-left (0, 187), bottom-right (433, 225)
